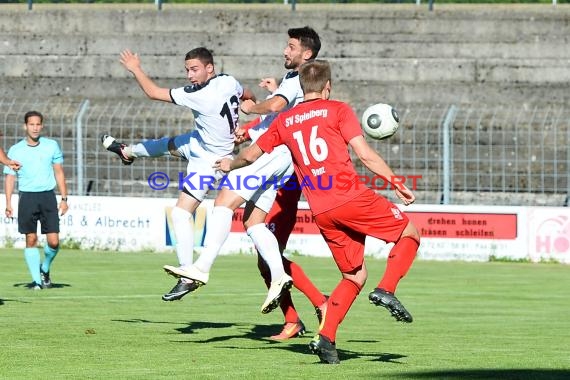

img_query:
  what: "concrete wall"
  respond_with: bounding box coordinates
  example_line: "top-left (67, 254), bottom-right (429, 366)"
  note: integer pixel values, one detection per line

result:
top-left (1, 4), bottom-right (569, 110)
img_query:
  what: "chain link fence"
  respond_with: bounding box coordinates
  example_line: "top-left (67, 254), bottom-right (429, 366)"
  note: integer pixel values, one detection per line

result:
top-left (1, 98), bottom-right (568, 206)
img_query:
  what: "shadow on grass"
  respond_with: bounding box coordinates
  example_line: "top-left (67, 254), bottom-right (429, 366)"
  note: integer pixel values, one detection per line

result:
top-left (177, 321), bottom-right (237, 334)
top-left (191, 322), bottom-right (279, 343)
top-left (0, 298), bottom-right (31, 304)
top-left (112, 318), bottom-right (243, 339)
top-left (396, 369), bottom-right (570, 380)
top-left (111, 318), bottom-right (406, 364)
top-left (112, 318), bottom-right (236, 332)
top-left (218, 340), bottom-right (406, 364)
top-left (261, 342), bottom-right (363, 362)
top-left (371, 353), bottom-right (408, 363)
top-left (13, 282), bottom-right (71, 289)
top-left (211, 324), bottom-right (408, 364)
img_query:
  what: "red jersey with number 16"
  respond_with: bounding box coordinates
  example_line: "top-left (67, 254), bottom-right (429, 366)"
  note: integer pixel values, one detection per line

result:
top-left (256, 98), bottom-right (367, 215)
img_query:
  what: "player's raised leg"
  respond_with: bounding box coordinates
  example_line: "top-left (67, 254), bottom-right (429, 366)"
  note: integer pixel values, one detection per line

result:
top-left (100, 135), bottom-right (134, 165)
top-left (101, 132), bottom-right (192, 165)
top-left (369, 221), bottom-right (420, 323)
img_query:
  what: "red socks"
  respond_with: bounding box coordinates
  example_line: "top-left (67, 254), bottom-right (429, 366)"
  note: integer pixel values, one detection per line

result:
top-left (320, 278), bottom-right (362, 342)
top-left (284, 258), bottom-right (327, 307)
top-left (377, 237), bottom-right (419, 293)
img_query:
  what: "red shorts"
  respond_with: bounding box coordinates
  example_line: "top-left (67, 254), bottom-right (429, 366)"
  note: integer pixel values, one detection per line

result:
top-left (314, 188), bottom-right (409, 273)
top-left (265, 174), bottom-right (302, 251)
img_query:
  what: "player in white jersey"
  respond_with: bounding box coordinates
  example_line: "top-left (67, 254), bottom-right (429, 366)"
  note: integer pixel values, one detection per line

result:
top-left (165, 27), bottom-right (328, 322)
top-left (101, 47), bottom-right (256, 301)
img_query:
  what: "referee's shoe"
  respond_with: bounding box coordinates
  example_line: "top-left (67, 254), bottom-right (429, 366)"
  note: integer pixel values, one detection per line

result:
top-left (40, 269), bottom-right (52, 289)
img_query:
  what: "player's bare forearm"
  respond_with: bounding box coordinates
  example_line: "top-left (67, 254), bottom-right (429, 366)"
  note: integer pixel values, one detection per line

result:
top-left (214, 143), bottom-right (264, 173)
top-left (0, 149), bottom-right (8, 164)
top-left (241, 96), bottom-right (286, 115)
top-left (214, 155), bottom-right (251, 173)
top-left (4, 174), bottom-right (15, 217)
top-left (351, 136), bottom-right (397, 180)
top-left (0, 150), bottom-right (19, 170)
top-left (230, 156), bottom-right (250, 171)
top-left (132, 69), bottom-right (171, 102)
top-left (54, 164), bottom-right (69, 215)
top-left (395, 186), bottom-right (415, 206)
top-left (120, 50), bottom-right (170, 102)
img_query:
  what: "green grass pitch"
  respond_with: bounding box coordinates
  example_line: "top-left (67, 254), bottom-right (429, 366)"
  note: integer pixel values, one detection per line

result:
top-left (1, 248), bottom-right (569, 379)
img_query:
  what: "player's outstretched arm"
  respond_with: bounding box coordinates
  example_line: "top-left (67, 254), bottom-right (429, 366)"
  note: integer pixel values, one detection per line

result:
top-left (349, 135), bottom-right (415, 205)
top-left (0, 149), bottom-right (20, 171)
top-left (241, 87), bottom-right (257, 103)
top-left (240, 95), bottom-right (287, 115)
top-left (214, 143), bottom-right (264, 173)
top-left (119, 49), bottom-right (171, 102)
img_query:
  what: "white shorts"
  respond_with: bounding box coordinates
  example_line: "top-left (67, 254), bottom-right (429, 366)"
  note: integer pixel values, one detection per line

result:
top-left (180, 136), bottom-right (231, 202)
top-left (223, 144), bottom-right (294, 213)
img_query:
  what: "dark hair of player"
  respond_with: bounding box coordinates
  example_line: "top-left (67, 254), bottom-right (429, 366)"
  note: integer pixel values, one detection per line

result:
top-left (185, 47), bottom-right (214, 66)
top-left (24, 110), bottom-right (43, 124)
top-left (288, 26), bottom-right (321, 60)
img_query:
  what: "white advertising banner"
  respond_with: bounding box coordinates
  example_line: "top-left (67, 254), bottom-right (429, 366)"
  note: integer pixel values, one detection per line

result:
top-left (1, 195), bottom-right (568, 264)
top-left (527, 207), bottom-right (570, 263)
top-left (1, 196), bottom-right (172, 251)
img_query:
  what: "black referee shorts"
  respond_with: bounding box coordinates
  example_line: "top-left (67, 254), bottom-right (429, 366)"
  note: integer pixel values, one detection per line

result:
top-left (17, 191), bottom-right (60, 235)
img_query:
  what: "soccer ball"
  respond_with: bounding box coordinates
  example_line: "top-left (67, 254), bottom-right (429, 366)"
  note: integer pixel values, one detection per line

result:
top-left (361, 103), bottom-right (400, 140)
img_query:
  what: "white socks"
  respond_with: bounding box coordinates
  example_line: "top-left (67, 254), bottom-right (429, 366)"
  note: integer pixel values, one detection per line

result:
top-left (130, 143), bottom-right (148, 158)
top-left (193, 206), bottom-right (234, 273)
top-left (190, 207), bottom-right (286, 282)
top-left (247, 223), bottom-right (285, 281)
top-left (171, 206), bottom-right (194, 268)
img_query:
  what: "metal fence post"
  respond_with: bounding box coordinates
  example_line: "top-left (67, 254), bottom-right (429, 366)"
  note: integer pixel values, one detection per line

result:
top-left (442, 105), bottom-right (457, 205)
top-left (567, 114), bottom-right (570, 207)
top-left (75, 99), bottom-right (90, 196)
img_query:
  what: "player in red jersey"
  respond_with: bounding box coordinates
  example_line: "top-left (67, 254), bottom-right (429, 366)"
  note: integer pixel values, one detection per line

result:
top-left (237, 117), bottom-right (327, 340)
top-left (216, 59), bottom-right (421, 364)
top-left (173, 27), bottom-right (327, 338)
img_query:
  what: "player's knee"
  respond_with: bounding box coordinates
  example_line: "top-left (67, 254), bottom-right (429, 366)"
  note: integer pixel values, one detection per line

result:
top-left (167, 137), bottom-right (182, 157)
top-left (46, 238), bottom-right (59, 249)
top-left (355, 271), bottom-right (367, 288)
top-left (401, 221), bottom-right (420, 244)
top-left (342, 265), bottom-right (367, 288)
top-left (171, 206), bottom-right (191, 224)
top-left (243, 219), bottom-right (263, 231)
top-left (213, 190), bottom-right (242, 210)
top-left (25, 232), bottom-right (38, 246)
